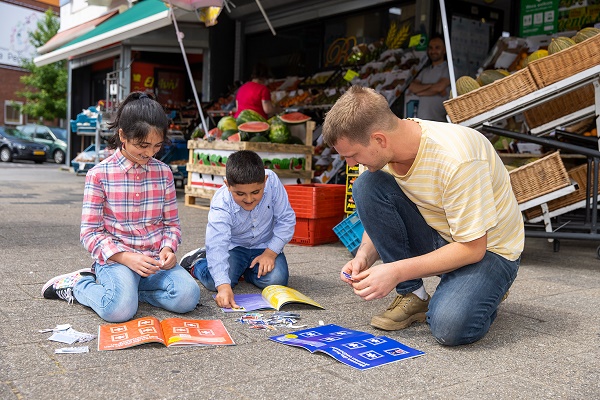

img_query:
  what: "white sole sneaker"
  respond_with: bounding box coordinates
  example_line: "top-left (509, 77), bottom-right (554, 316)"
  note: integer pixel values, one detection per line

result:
top-left (41, 268), bottom-right (93, 298)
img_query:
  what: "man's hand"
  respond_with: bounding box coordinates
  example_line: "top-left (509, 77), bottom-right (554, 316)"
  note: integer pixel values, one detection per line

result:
top-left (214, 284), bottom-right (240, 309)
top-left (340, 256), bottom-right (369, 284)
top-left (249, 249), bottom-right (277, 278)
top-left (351, 262), bottom-right (400, 300)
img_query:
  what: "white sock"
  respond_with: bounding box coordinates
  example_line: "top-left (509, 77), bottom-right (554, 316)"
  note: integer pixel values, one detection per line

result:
top-left (412, 285), bottom-right (428, 301)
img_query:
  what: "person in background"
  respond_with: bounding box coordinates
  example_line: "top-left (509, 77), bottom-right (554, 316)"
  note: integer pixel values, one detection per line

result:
top-left (234, 63), bottom-right (278, 120)
top-left (407, 34), bottom-right (451, 122)
top-left (322, 85), bottom-right (523, 346)
top-left (41, 91), bottom-right (200, 322)
top-left (180, 150), bottom-right (296, 309)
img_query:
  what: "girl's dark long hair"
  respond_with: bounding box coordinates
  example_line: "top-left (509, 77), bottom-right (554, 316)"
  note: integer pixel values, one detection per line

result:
top-left (106, 92), bottom-right (170, 149)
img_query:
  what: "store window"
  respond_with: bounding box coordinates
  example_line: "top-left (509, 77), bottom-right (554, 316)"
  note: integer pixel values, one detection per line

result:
top-left (4, 101), bottom-right (23, 125)
top-left (244, 2), bottom-right (417, 79)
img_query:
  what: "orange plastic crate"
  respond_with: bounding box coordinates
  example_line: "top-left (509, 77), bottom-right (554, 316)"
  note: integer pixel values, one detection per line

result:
top-left (290, 215), bottom-right (344, 246)
top-left (284, 184), bottom-right (346, 219)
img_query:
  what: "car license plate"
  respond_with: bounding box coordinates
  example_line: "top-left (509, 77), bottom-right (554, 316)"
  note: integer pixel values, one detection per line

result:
top-left (34, 150), bottom-right (45, 155)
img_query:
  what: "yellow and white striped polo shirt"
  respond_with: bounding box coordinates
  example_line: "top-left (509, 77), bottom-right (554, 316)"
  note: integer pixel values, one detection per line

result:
top-left (384, 118), bottom-right (524, 261)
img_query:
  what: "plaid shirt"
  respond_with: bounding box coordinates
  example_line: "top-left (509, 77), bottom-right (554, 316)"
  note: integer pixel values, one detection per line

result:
top-left (80, 149), bottom-right (181, 265)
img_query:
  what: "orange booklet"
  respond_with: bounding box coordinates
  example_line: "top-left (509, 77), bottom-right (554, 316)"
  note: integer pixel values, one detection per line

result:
top-left (97, 316), bottom-right (235, 351)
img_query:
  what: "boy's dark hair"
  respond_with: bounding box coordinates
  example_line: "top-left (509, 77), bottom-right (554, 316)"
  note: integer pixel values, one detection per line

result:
top-left (106, 91), bottom-right (170, 150)
top-left (226, 150), bottom-right (265, 186)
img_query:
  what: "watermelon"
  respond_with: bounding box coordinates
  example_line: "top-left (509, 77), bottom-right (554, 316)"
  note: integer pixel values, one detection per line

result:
top-left (236, 109), bottom-right (267, 126)
top-left (227, 133), bottom-right (241, 142)
top-left (269, 117), bottom-right (291, 144)
top-left (208, 127), bottom-right (222, 139)
top-left (217, 116), bottom-right (237, 132)
top-left (279, 112), bottom-right (311, 124)
top-left (221, 129), bottom-right (238, 141)
top-left (288, 135), bottom-right (304, 145)
top-left (238, 121), bottom-right (270, 139)
top-left (191, 127), bottom-right (205, 139)
top-left (249, 135), bottom-right (269, 142)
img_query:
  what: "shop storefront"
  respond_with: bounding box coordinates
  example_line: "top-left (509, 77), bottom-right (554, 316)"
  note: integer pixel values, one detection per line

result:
top-left (34, 0), bottom-right (235, 167)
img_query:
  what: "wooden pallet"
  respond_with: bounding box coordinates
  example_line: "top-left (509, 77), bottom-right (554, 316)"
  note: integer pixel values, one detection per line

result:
top-left (184, 185), bottom-right (215, 210)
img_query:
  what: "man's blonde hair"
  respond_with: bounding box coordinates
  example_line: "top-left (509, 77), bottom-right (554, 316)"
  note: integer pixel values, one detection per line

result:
top-left (322, 85), bottom-right (397, 147)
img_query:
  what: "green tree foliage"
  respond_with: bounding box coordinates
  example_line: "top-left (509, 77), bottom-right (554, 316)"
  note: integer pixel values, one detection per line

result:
top-left (17, 9), bottom-right (67, 120)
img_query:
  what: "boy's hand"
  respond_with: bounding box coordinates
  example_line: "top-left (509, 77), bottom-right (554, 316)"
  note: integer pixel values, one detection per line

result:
top-left (249, 249), bottom-right (277, 278)
top-left (214, 284), bottom-right (240, 309)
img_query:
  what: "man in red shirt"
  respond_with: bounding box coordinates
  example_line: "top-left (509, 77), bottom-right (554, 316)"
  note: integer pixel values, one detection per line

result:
top-left (234, 63), bottom-right (277, 119)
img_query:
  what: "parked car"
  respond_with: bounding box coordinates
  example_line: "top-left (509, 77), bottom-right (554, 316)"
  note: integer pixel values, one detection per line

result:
top-left (0, 126), bottom-right (48, 163)
top-left (17, 124), bottom-right (67, 164)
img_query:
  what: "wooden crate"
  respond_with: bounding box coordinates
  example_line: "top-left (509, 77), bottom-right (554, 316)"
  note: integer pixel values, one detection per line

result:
top-left (184, 121), bottom-right (316, 207)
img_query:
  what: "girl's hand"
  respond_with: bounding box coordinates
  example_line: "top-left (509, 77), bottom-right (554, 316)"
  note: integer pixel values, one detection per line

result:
top-left (159, 248), bottom-right (176, 270)
top-left (122, 252), bottom-right (161, 277)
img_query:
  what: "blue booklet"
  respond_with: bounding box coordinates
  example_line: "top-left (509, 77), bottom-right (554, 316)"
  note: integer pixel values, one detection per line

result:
top-left (269, 324), bottom-right (424, 370)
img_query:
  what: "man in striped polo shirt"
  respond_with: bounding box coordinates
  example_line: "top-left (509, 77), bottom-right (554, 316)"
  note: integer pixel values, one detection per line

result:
top-left (322, 85), bottom-right (524, 346)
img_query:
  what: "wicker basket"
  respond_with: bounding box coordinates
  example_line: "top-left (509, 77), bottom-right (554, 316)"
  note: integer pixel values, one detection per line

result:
top-left (527, 33), bottom-right (600, 88)
top-left (524, 83), bottom-right (595, 128)
top-left (524, 163), bottom-right (599, 219)
top-left (444, 68), bottom-right (538, 124)
top-left (509, 151), bottom-right (570, 204)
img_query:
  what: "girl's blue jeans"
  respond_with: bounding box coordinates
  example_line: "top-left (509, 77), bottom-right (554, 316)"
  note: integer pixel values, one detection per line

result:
top-left (74, 263), bottom-right (201, 323)
top-left (193, 246), bottom-right (289, 291)
top-left (353, 170), bottom-right (520, 346)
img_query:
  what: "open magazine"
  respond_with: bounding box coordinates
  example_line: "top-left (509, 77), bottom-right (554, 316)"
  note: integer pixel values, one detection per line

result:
top-left (98, 316), bottom-right (235, 351)
top-left (218, 285), bottom-right (324, 312)
top-left (269, 324), bottom-right (424, 370)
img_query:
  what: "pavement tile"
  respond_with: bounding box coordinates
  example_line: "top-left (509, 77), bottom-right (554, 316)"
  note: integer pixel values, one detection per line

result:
top-left (2, 165), bottom-right (599, 399)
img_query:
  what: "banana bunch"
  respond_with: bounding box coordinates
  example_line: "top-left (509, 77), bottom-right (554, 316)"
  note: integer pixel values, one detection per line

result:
top-left (385, 22), bottom-right (410, 49)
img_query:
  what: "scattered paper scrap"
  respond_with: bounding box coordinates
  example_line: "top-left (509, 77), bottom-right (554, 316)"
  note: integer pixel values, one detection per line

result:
top-left (55, 346), bottom-right (89, 354)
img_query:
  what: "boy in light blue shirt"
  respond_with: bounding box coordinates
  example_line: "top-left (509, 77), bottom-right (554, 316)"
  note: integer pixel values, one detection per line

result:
top-left (182, 150), bottom-right (296, 309)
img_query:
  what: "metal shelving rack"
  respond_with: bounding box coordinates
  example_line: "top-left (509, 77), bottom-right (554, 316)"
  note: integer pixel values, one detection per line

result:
top-left (460, 64), bottom-right (600, 137)
top-left (469, 65), bottom-right (600, 255)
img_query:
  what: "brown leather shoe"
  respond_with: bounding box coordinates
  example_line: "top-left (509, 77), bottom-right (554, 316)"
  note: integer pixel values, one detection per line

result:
top-left (370, 293), bottom-right (429, 331)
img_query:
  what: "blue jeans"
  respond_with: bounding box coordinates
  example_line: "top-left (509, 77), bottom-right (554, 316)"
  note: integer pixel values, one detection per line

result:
top-left (353, 170), bottom-right (520, 346)
top-left (193, 246), bottom-right (289, 291)
top-left (74, 262), bottom-right (201, 323)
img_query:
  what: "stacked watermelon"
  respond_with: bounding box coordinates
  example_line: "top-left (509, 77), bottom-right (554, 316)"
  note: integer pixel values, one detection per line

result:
top-left (208, 110), bottom-right (311, 144)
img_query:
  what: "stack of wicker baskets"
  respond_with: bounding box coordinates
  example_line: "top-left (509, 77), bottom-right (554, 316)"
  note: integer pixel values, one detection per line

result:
top-left (444, 33), bottom-right (600, 124)
top-left (524, 162), bottom-right (600, 220)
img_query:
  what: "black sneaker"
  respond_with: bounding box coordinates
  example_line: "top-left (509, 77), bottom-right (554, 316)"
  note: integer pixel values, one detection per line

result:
top-left (41, 268), bottom-right (95, 304)
top-left (180, 247), bottom-right (206, 275)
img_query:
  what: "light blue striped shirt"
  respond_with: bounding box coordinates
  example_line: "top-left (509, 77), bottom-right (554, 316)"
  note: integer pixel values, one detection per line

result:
top-left (206, 169), bottom-right (296, 287)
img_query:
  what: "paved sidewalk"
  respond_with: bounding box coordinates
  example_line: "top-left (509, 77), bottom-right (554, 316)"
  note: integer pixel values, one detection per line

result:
top-left (1, 163), bottom-right (599, 399)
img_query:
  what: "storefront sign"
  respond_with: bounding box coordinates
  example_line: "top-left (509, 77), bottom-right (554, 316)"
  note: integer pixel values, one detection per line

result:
top-left (0, 3), bottom-right (43, 67)
top-left (325, 37), bottom-right (357, 67)
top-left (558, 5), bottom-right (600, 32)
top-left (520, 0), bottom-right (558, 37)
top-left (131, 62), bottom-right (156, 92)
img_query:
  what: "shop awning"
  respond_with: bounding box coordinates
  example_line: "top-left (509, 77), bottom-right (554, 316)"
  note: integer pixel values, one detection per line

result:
top-left (36, 10), bottom-right (119, 55)
top-left (34, 0), bottom-right (172, 67)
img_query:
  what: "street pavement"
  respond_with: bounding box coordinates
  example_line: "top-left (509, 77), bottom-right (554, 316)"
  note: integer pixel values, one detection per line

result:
top-left (1, 161), bottom-right (599, 399)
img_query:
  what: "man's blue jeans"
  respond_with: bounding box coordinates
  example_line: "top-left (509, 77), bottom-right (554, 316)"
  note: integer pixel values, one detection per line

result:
top-left (193, 246), bottom-right (289, 291)
top-left (74, 262), bottom-right (201, 323)
top-left (353, 170), bottom-right (520, 346)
